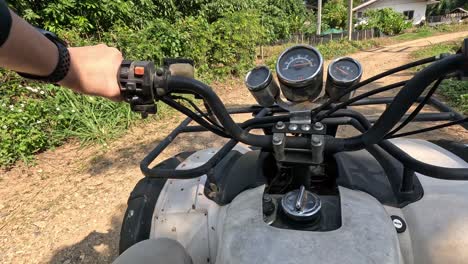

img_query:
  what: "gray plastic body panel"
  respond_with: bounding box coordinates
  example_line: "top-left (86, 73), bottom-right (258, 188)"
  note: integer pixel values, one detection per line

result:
top-left (215, 185), bottom-right (403, 264)
top-left (386, 139), bottom-right (468, 264)
top-left (147, 139), bottom-right (468, 264)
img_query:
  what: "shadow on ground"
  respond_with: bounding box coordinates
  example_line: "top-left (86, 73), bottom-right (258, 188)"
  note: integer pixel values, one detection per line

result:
top-left (87, 130), bottom-right (228, 176)
top-left (47, 208), bottom-right (125, 264)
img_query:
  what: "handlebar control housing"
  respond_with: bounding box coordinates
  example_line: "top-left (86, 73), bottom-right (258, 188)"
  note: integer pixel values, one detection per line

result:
top-left (119, 60), bottom-right (157, 118)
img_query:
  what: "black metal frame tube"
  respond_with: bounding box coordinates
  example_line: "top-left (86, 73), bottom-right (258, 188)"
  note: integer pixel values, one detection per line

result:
top-left (141, 108), bottom-right (273, 178)
top-left (341, 54), bottom-right (467, 150)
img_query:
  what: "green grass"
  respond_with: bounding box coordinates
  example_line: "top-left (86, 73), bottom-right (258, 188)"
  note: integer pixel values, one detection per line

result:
top-left (410, 40), bottom-right (468, 115)
top-left (0, 69), bottom-right (177, 167)
top-left (394, 27), bottom-right (434, 41)
top-left (411, 42), bottom-right (460, 58)
top-left (392, 23), bottom-right (468, 42)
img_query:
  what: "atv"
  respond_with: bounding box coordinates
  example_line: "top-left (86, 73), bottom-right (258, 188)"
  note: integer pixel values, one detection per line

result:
top-left (114, 39), bottom-right (468, 264)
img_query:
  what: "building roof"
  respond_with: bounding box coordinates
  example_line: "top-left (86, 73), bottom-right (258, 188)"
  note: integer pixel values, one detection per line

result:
top-left (353, 0), bottom-right (378, 12)
top-left (449, 7), bottom-right (468, 14)
top-left (353, 0), bottom-right (439, 12)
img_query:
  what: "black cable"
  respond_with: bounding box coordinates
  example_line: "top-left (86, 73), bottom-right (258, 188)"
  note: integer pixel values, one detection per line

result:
top-left (329, 109), bottom-right (468, 180)
top-left (171, 95), bottom-right (223, 129)
top-left (312, 56), bottom-right (438, 119)
top-left (317, 80), bottom-right (407, 121)
top-left (168, 76), bottom-right (312, 149)
top-left (387, 117), bottom-right (468, 139)
top-left (386, 77), bottom-right (445, 137)
top-left (143, 108), bottom-right (273, 179)
top-left (161, 96), bottom-right (229, 138)
top-left (337, 54), bottom-right (466, 151)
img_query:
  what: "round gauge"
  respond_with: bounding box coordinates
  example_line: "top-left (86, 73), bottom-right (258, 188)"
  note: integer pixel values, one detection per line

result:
top-left (326, 57), bottom-right (363, 102)
top-left (245, 66), bottom-right (272, 91)
top-left (276, 45), bottom-right (324, 102)
top-left (244, 66), bottom-right (279, 107)
top-left (328, 57), bottom-right (362, 84)
top-left (277, 45), bottom-right (323, 85)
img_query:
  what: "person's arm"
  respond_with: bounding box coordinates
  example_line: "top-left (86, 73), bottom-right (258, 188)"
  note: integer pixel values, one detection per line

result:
top-left (0, 3), bottom-right (122, 100)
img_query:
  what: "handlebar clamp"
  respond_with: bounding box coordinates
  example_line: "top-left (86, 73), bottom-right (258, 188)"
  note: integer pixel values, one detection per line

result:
top-left (119, 60), bottom-right (157, 118)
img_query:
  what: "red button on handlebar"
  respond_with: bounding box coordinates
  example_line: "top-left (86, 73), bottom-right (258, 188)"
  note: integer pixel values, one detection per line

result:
top-left (135, 66), bottom-right (145, 76)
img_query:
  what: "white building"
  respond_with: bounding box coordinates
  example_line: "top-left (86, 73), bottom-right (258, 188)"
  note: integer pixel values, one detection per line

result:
top-left (353, 0), bottom-right (439, 25)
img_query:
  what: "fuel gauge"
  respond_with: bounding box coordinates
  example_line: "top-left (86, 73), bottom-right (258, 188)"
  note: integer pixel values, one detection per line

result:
top-left (326, 57), bottom-right (362, 101)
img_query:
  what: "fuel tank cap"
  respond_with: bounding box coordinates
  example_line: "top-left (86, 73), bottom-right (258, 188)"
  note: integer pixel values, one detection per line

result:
top-left (281, 185), bottom-right (321, 222)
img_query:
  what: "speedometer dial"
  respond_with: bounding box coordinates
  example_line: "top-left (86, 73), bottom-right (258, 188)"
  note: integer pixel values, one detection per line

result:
top-left (278, 48), bottom-right (320, 82)
top-left (276, 45), bottom-right (324, 102)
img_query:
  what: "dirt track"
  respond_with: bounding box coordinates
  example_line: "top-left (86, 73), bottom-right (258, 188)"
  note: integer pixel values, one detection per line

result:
top-left (1, 31), bottom-right (467, 264)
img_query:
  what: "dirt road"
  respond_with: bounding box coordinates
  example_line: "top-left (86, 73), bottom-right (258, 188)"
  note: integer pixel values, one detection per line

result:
top-left (1, 31), bottom-right (467, 264)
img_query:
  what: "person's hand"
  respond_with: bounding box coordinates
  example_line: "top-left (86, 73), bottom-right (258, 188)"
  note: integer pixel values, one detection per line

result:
top-left (59, 44), bottom-right (123, 101)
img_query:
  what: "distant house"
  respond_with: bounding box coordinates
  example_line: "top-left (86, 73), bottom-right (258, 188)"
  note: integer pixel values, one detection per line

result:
top-left (353, 0), bottom-right (439, 25)
top-left (428, 7), bottom-right (468, 24)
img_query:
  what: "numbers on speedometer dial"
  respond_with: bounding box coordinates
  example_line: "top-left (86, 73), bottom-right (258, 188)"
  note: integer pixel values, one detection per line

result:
top-left (277, 47), bottom-right (321, 84)
top-left (275, 45), bottom-right (324, 102)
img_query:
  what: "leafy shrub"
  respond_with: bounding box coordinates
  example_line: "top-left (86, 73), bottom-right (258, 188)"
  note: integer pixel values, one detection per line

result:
top-left (361, 8), bottom-right (411, 35)
top-left (322, 0), bottom-right (348, 30)
top-left (9, 0), bottom-right (156, 34)
top-left (209, 11), bottom-right (265, 76)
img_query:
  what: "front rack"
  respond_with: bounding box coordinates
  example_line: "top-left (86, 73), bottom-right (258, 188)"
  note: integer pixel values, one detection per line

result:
top-left (140, 95), bottom-right (466, 178)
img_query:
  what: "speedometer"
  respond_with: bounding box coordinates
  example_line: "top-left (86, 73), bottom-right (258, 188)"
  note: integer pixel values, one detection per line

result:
top-left (276, 45), bottom-right (324, 102)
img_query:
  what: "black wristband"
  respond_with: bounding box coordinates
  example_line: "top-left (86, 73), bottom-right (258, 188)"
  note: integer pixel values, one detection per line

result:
top-left (0, 0), bottom-right (12, 47)
top-left (17, 33), bottom-right (71, 83)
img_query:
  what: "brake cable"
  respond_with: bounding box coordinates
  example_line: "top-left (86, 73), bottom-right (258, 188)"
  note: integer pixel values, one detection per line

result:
top-left (387, 117), bottom-right (468, 139)
top-left (161, 96), bottom-right (229, 138)
top-left (311, 56), bottom-right (438, 120)
top-left (316, 80), bottom-right (408, 121)
top-left (386, 77), bottom-right (445, 137)
top-left (170, 95), bottom-right (224, 130)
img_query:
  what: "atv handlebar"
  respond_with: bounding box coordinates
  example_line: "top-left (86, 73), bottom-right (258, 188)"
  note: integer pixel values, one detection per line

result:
top-left (119, 52), bottom-right (468, 180)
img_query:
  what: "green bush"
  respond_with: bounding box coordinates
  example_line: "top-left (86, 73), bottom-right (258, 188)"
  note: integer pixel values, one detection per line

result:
top-left (322, 0), bottom-right (348, 30)
top-left (209, 11), bottom-right (265, 76)
top-left (9, 0), bottom-right (156, 34)
top-left (361, 8), bottom-right (411, 35)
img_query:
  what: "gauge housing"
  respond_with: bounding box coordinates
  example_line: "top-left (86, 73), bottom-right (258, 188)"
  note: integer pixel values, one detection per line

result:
top-left (276, 45), bottom-right (324, 102)
top-left (245, 66), bottom-right (279, 107)
top-left (326, 57), bottom-right (363, 102)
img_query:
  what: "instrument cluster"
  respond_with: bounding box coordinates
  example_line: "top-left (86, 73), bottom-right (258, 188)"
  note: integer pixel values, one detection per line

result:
top-left (244, 44), bottom-right (363, 107)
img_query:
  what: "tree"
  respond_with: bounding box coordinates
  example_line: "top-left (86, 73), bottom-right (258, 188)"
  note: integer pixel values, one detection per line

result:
top-left (322, 0), bottom-right (347, 29)
top-left (427, 0), bottom-right (468, 16)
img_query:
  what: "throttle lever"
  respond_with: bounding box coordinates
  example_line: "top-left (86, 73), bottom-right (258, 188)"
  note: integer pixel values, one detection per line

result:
top-left (119, 60), bottom-right (157, 118)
